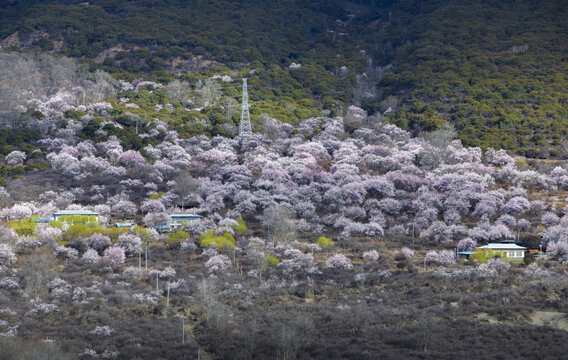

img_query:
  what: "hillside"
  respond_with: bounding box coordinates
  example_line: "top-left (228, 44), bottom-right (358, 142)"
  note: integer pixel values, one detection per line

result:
top-left (370, 0), bottom-right (568, 156)
top-left (0, 0), bottom-right (366, 123)
top-left (2, 1), bottom-right (567, 156)
top-left (1, 1), bottom-right (568, 359)
top-left (0, 84), bottom-right (567, 358)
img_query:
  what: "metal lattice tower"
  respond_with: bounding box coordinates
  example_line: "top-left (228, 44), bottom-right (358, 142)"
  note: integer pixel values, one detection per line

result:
top-left (239, 78), bottom-right (252, 136)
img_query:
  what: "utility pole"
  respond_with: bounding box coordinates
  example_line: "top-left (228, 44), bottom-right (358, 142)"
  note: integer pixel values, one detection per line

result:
top-left (166, 281), bottom-right (170, 309)
top-left (137, 229), bottom-right (141, 271)
top-left (239, 78), bottom-right (252, 136)
top-left (145, 241), bottom-right (148, 270)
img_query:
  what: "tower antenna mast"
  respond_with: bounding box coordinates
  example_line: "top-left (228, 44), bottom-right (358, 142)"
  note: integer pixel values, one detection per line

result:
top-left (239, 78), bottom-right (252, 136)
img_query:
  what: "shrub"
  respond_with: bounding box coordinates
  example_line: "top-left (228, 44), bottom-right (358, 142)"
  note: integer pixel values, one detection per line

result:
top-left (82, 233), bottom-right (111, 252)
top-left (103, 246), bottom-right (126, 264)
top-left (265, 254), bottom-right (280, 265)
top-left (325, 254), bottom-right (353, 269)
top-left (362, 250), bottom-right (379, 261)
top-left (199, 230), bottom-right (235, 249)
top-left (89, 325), bottom-right (114, 336)
top-left (424, 250), bottom-right (456, 266)
top-left (117, 234), bottom-right (142, 256)
top-left (9, 218), bottom-right (36, 236)
top-left (0, 338), bottom-right (72, 359)
top-left (457, 237), bottom-right (477, 252)
top-left (523, 263), bottom-right (553, 279)
top-left (316, 236), bottom-right (334, 248)
top-left (132, 226), bottom-right (151, 241)
top-left (401, 247), bottom-right (414, 259)
top-left (48, 220), bottom-right (63, 229)
top-left (105, 227), bottom-right (128, 241)
top-left (54, 246), bottom-right (79, 263)
top-left (232, 217), bottom-right (247, 234)
top-left (166, 231), bottom-right (190, 245)
top-left (546, 240), bottom-right (568, 259)
top-left (205, 254), bottom-right (231, 273)
top-left (0, 244), bottom-right (16, 266)
top-left (470, 248), bottom-right (504, 264)
top-left (477, 257), bottom-right (511, 275)
top-left (68, 227), bottom-right (127, 242)
top-left (35, 225), bottom-right (63, 245)
top-left (64, 224), bottom-right (96, 242)
top-left (82, 248), bottom-right (100, 264)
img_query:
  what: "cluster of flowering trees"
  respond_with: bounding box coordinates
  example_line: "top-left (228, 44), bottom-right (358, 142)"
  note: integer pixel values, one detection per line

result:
top-left (2, 65), bottom-right (568, 272)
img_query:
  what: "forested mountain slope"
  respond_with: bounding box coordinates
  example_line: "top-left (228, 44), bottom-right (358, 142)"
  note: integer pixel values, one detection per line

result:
top-left (371, 0), bottom-right (568, 157)
top-left (1, 0), bottom-right (567, 154)
top-left (0, 0), bottom-right (374, 123)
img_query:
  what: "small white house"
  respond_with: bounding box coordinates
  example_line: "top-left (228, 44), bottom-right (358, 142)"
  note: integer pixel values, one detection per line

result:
top-left (477, 243), bottom-right (526, 260)
top-left (168, 214), bottom-right (202, 229)
top-left (53, 210), bottom-right (99, 225)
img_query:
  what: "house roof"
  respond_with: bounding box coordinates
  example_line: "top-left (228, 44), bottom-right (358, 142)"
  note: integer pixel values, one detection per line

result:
top-left (31, 217), bottom-right (54, 222)
top-left (457, 251), bottom-right (476, 255)
top-left (54, 210), bottom-right (99, 216)
top-left (115, 222), bottom-right (136, 227)
top-left (477, 243), bottom-right (527, 250)
top-left (169, 214), bottom-right (202, 218)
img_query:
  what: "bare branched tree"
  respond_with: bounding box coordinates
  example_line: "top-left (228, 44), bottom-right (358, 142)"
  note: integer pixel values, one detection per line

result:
top-left (173, 172), bottom-right (200, 209)
top-left (276, 324), bottom-right (301, 360)
top-left (196, 78), bottom-right (221, 107)
top-left (420, 122), bottom-right (457, 169)
top-left (262, 205), bottom-right (296, 248)
top-left (195, 278), bottom-right (220, 324)
top-left (425, 122), bottom-right (457, 149)
top-left (20, 248), bottom-right (56, 299)
top-left (81, 69), bottom-right (119, 104)
top-left (166, 80), bottom-right (192, 105)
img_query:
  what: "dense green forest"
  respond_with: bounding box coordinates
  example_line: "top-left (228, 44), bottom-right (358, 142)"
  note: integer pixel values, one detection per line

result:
top-left (368, 0), bottom-right (568, 157)
top-left (1, 0), bottom-right (568, 156)
top-left (0, 0), bottom-right (352, 66)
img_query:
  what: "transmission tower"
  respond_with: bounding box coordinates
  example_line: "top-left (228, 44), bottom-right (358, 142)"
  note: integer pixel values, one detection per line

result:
top-left (239, 78), bottom-right (252, 136)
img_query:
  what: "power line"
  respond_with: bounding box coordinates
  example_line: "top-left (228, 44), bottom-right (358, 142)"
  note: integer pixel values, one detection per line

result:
top-left (218, 85), bottom-right (244, 90)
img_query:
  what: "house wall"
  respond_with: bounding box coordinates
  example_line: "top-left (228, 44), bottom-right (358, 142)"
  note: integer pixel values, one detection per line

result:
top-left (170, 217), bottom-right (200, 225)
top-left (54, 214), bottom-right (99, 224)
top-left (494, 250), bottom-right (525, 258)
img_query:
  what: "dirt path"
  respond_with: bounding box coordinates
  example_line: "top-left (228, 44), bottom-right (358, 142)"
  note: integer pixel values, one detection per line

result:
top-left (529, 311), bottom-right (568, 331)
